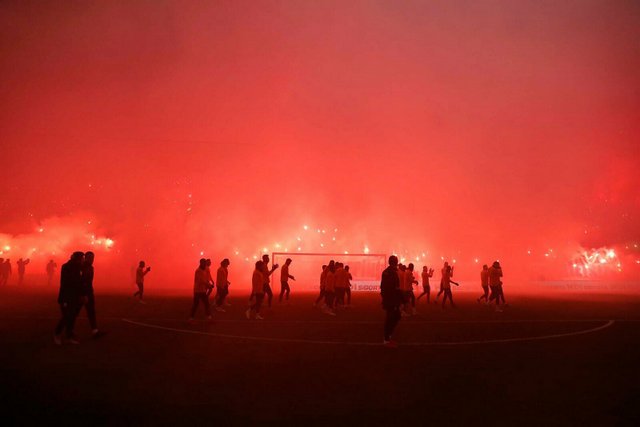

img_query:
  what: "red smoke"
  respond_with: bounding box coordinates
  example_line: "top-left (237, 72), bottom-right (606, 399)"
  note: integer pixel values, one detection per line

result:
top-left (1, 1), bottom-right (638, 291)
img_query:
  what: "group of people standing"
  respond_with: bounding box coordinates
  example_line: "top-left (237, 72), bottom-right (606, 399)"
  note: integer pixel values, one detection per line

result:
top-left (478, 261), bottom-right (506, 311)
top-left (0, 257), bottom-right (32, 285)
top-left (50, 250), bottom-right (506, 347)
top-left (0, 257), bottom-right (59, 286)
top-left (126, 253), bottom-right (300, 321)
top-left (313, 260), bottom-right (353, 316)
top-left (53, 251), bottom-right (105, 344)
top-left (189, 258), bottom-right (232, 321)
top-left (387, 261), bottom-right (460, 317)
top-left (246, 254), bottom-right (294, 319)
top-left (380, 256), bottom-right (506, 347)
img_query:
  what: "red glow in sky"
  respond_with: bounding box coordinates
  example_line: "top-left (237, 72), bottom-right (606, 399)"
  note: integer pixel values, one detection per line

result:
top-left (1, 1), bottom-right (639, 290)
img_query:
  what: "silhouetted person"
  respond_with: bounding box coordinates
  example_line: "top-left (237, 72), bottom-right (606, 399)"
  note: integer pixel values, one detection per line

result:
top-left (488, 261), bottom-right (505, 311)
top-left (404, 263), bottom-right (418, 315)
top-left (81, 252), bottom-right (106, 338)
top-left (397, 264), bottom-right (406, 303)
top-left (478, 264), bottom-right (490, 303)
top-left (279, 258), bottom-right (295, 303)
top-left (344, 265), bottom-right (353, 306)
top-left (381, 255), bottom-right (402, 348)
top-left (261, 254), bottom-right (278, 308)
top-left (436, 262), bottom-right (452, 302)
top-left (441, 265), bottom-right (459, 308)
top-left (46, 259), bottom-right (57, 286)
top-left (189, 258), bottom-right (212, 322)
top-left (334, 262), bottom-right (347, 307)
top-left (417, 266), bottom-right (434, 303)
top-left (215, 258), bottom-right (231, 311)
top-left (246, 260), bottom-right (265, 320)
top-left (314, 265), bottom-right (328, 307)
top-left (323, 260), bottom-right (336, 316)
top-left (54, 252), bottom-right (85, 345)
top-left (17, 258), bottom-right (30, 285)
top-left (205, 258), bottom-right (215, 297)
top-left (397, 264), bottom-right (408, 314)
top-left (0, 258), bottom-right (4, 285)
top-left (134, 261), bottom-right (151, 303)
top-left (1, 259), bottom-right (12, 285)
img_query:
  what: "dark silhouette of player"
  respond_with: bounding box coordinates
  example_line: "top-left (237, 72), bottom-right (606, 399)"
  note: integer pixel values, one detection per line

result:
top-left (81, 252), bottom-right (106, 338)
top-left (1, 259), bottom-right (12, 285)
top-left (417, 266), bottom-right (434, 303)
top-left (261, 254), bottom-right (278, 308)
top-left (334, 262), bottom-right (347, 308)
top-left (344, 265), bottom-right (353, 307)
top-left (323, 260), bottom-right (336, 315)
top-left (397, 264), bottom-right (409, 315)
top-left (54, 252), bottom-right (85, 345)
top-left (314, 265), bottom-right (328, 307)
top-left (17, 258), bottom-right (30, 285)
top-left (397, 264), bottom-right (406, 303)
top-left (46, 259), bottom-right (57, 286)
top-left (134, 261), bottom-right (151, 303)
top-left (404, 263), bottom-right (418, 315)
top-left (279, 258), bottom-right (295, 303)
top-left (478, 264), bottom-right (490, 303)
top-left (205, 259), bottom-right (215, 297)
top-left (436, 262), bottom-right (452, 302)
top-left (215, 259), bottom-right (231, 311)
top-left (246, 260), bottom-right (265, 320)
top-left (189, 258), bottom-right (213, 322)
top-left (441, 265), bottom-right (459, 308)
top-left (488, 261), bottom-right (505, 311)
top-left (381, 255), bottom-right (402, 348)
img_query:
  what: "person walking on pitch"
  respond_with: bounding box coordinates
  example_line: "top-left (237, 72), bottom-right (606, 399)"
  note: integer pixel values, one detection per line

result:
top-left (134, 261), bottom-right (151, 303)
top-left (381, 255), bottom-right (402, 348)
top-left (478, 264), bottom-right (490, 304)
top-left (279, 258), bottom-right (295, 303)
top-left (215, 259), bottom-right (231, 311)
top-left (189, 258), bottom-right (213, 323)
top-left (417, 265), bottom-right (433, 303)
top-left (246, 260), bottom-right (266, 320)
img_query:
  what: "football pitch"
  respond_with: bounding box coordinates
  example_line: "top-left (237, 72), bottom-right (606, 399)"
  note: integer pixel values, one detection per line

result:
top-left (1, 288), bottom-right (639, 425)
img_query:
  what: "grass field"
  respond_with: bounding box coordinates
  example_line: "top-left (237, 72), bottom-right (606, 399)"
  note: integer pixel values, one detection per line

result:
top-left (1, 287), bottom-right (639, 426)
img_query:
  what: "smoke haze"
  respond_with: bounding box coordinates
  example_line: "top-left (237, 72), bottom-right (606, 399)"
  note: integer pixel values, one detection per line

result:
top-left (1, 1), bottom-right (639, 291)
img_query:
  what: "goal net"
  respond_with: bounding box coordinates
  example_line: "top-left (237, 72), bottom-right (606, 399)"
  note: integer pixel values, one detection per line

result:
top-left (271, 252), bottom-right (387, 292)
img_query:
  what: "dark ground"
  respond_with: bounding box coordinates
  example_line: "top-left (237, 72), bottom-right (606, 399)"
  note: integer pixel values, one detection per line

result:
top-left (1, 286), bottom-right (639, 426)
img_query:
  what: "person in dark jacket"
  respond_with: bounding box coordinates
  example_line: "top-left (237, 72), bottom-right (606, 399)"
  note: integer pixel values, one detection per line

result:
top-left (1, 259), bottom-right (12, 285)
top-left (17, 258), bottom-right (30, 285)
top-left (380, 255), bottom-right (402, 348)
top-left (54, 252), bottom-right (85, 345)
top-left (81, 252), bottom-right (106, 338)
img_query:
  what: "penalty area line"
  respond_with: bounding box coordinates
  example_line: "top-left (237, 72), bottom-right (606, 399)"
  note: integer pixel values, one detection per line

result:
top-left (121, 318), bottom-right (615, 347)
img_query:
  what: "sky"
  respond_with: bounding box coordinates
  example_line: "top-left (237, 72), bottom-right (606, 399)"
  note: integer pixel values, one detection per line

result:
top-left (0, 0), bottom-right (639, 291)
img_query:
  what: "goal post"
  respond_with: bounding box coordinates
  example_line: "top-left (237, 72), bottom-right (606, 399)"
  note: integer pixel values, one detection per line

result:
top-left (271, 252), bottom-right (387, 292)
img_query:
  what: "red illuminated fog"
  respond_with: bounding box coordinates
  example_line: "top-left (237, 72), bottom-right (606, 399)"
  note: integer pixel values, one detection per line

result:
top-left (1, 1), bottom-right (638, 292)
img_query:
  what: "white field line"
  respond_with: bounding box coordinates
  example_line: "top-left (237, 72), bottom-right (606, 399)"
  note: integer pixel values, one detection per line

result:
top-left (121, 318), bottom-right (615, 347)
top-left (4, 316), bottom-right (638, 324)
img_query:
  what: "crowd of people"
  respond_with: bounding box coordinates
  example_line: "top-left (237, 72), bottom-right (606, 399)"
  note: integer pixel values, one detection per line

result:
top-left (0, 257), bottom-right (33, 285)
top-left (0, 257), bottom-right (58, 286)
top-left (380, 256), bottom-right (505, 347)
top-left (47, 251), bottom-right (505, 347)
top-left (313, 260), bottom-right (353, 316)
